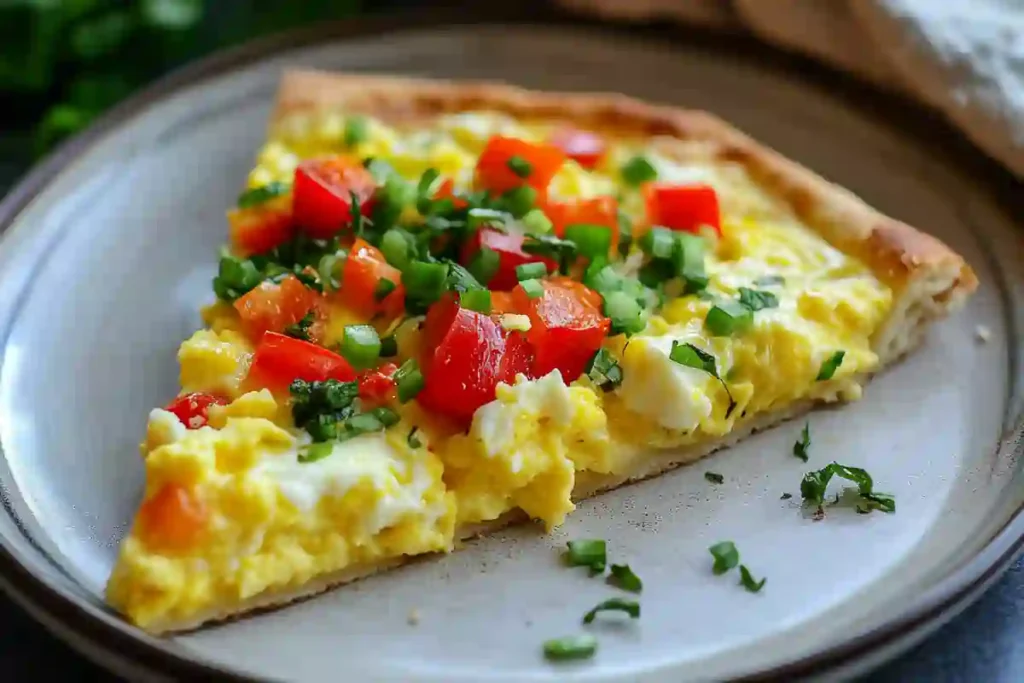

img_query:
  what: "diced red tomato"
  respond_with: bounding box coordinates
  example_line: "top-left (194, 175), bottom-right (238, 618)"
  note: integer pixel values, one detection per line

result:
top-left (233, 274), bottom-right (321, 343)
top-left (420, 293), bottom-right (460, 372)
top-left (475, 136), bottom-right (565, 196)
top-left (460, 227), bottom-right (556, 291)
top-left (545, 195), bottom-right (620, 253)
top-left (512, 277), bottom-right (610, 383)
top-left (246, 331), bottom-right (356, 392)
top-left (292, 156), bottom-right (377, 239)
top-left (490, 290), bottom-right (518, 315)
top-left (548, 127), bottom-right (606, 170)
top-left (138, 483), bottom-right (208, 552)
top-left (164, 392), bottom-right (227, 429)
top-left (358, 362), bottom-right (398, 406)
top-left (341, 238), bottom-right (405, 318)
top-left (643, 183), bottom-right (721, 235)
top-left (417, 305), bottom-right (533, 423)
top-left (434, 178), bottom-right (469, 210)
top-left (227, 195), bottom-right (294, 257)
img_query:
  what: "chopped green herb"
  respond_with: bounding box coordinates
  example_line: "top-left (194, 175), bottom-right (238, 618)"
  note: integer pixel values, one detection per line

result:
top-left (468, 246), bottom-right (500, 286)
top-left (403, 260), bottom-right (449, 312)
top-left (461, 288), bottom-right (492, 314)
top-left (739, 565), bottom-right (766, 593)
top-left (521, 208), bottom-right (553, 235)
top-left (467, 208), bottom-right (510, 231)
top-left (394, 358), bottom-right (425, 403)
top-left (340, 324), bottom-right (381, 369)
top-left (289, 379), bottom-right (360, 442)
top-left (445, 262), bottom-right (484, 294)
top-left (506, 155), bottom-right (533, 179)
top-left (283, 311), bottom-right (315, 341)
top-left (379, 335), bottom-right (398, 358)
top-left (705, 471), bottom-right (725, 484)
top-left (737, 287), bottom-right (779, 312)
top-left (317, 252), bottom-right (344, 291)
top-left (565, 539), bottom-right (607, 573)
top-left (516, 261), bottom-right (549, 281)
top-left (669, 341), bottom-right (736, 417)
top-left (542, 634), bottom-right (597, 662)
top-left (564, 223), bottom-right (612, 259)
top-left (380, 229), bottom-right (414, 270)
top-left (604, 290), bottom-right (645, 336)
top-left (374, 278), bottom-right (397, 302)
top-left (639, 226), bottom-right (675, 260)
top-left (857, 492), bottom-right (896, 514)
top-left (407, 427), bottom-right (422, 449)
top-left (582, 597), bottom-right (640, 624)
top-left (212, 254), bottom-right (264, 302)
top-left (237, 181), bottom-right (288, 209)
top-left (586, 348), bottom-right (623, 390)
top-left (800, 462), bottom-right (895, 514)
top-left (607, 564), bottom-right (643, 593)
top-left (753, 275), bottom-right (785, 287)
top-left (348, 190), bottom-right (370, 238)
top-left (499, 185), bottom-right (537, 218)
top-left (705, 300), bottom-right (753, 337)
top-left (374, 174), bottom-right (416, 231)
top-left (780, 493), bottom-right (793, 500)
top-left (617, 209), bottom-right (634, 258)
top-left (672, 233), bottom-right (709, 293)
top-left (298, 442), bottom-right (334, 464)
top-left (709, 541), bottom-right (739, 575)
top-left (793, 422), bottom-right (810, 462)
top-left (816, 350), bottom-right (846, 381)
top-left (344, 116), bottom-right (369, 147)
top-left (621, 155), bottom-right (658, 186)
top-left (520, 278), bottom-right (545, 299)
top-left (415, 168), bottom-right (442, 215)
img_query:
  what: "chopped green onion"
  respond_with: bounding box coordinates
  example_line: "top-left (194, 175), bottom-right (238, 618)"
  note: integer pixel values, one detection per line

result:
top-left (604, 290), bottom-right (644, 336)
top-left (506, 155), bottom-right (533, 178)
top-left (583, 262), bottom-right (620, 295)
top-left (739, 565), bottom-right (766, 593)
top-left (705, 471), bottom-right (724, 484)
top-left (284, 312), bottom-right (315, 341)
top-left (520, 278), bottom-right (544, 299)
top-left (461, 289), bottom-right (492, 314)
top-left (639, 226), bottom-right (675, 260)
top-left (709, 541), bottom-right (739, 575)
top-left (617, 209), bottom-right (634, 257)
top-left (446, 262), bottom-right (484, 294)
top-left (620, 155), bottom-right (658, 186)
top-left (607, 563), bottom-right (643, 593)
top-left (586, 348), bottom-right (623, 390)
top-left (407, 427), bottom-right (422, 449)
top-left (237, 181), bottom-right (288, 209)
top-left (298, 442), bottom-right (334, 464)
top-left (672, 233), bottom-right (708, 292)
top-left (344, 116), bottom-right (369, 147)
top-left (213, 254), bottom-right (265, 302)
top-left (564, 223), bottom-right (612, 259)
top-left (340, 325), bottom-right (381, 369)
top-left (394, 358), bottom-right (425, 403)
top-left (521, 208), bottom-right (553, 235)
top-left (516, 261), bottom-right (548, 281)
top-left (468, 208), bottom-right (511, 231)
top-left (403, 261), bottom-right (449, 307)
top-left (415, 168), bottom-right (441, 215)
top-left (500, 185), bottom-right (537, 218)
top-left (542, 634), bottom-right (597, 662)
top-left (816, 350), bottom-right (845, 381)
top-left (468, 247), bottom-right (500, 286)
top-left (793, 422), bottom-right (810, 462)
top-left (582, 597), bottom-right (640, 624)
top-left (374, 278), bottom-right (397, 302)
top-left (565, 538), bottom-right (606, 573)
top-left (705, 300), bottom-right (753, 337)
top-left (380, 228), bottom-right (414, 270)
top-left (379, 335), bottom-right (398, 358)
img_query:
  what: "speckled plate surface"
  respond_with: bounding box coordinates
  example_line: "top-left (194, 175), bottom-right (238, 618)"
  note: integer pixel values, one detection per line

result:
top-left (0, 10), bottom-right (1021, 683)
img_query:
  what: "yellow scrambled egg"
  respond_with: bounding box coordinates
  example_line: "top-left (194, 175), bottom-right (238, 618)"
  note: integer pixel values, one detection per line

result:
top-left (107, 110), bottom-right (892, 631)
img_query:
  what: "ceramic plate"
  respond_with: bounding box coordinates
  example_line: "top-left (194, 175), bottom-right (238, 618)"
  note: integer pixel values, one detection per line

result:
top-left (0, 11), bottom-right (1022, 683)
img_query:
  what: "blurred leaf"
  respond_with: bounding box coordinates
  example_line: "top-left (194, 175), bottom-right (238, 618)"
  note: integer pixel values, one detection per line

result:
top-left (71, 10), bottom-right (136, 60)
top-left (141, 0), bottom-right (203, 30)
top-left (33, 104), bottom-right (96, 155)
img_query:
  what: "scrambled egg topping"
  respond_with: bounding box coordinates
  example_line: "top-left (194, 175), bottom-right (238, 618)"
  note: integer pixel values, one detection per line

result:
top-left (108, 110), bottom-right (892, 630)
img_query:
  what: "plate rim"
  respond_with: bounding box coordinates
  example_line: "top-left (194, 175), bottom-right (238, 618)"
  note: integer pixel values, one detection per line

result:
top-left (0, 4), bottom-right (1022, 681)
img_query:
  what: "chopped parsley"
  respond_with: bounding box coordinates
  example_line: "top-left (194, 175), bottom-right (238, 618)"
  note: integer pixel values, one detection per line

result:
top-left (620, 155), bottom-right (658, 186)
top-left (793, 422), bottom-right (810, 462)
top-left (290, 378), bottom-right (359, 442)
top-left (800, 462), bottom-right (896, 514)
top-left (543, 634), bottom-right (597, 662)
top-left (739, 565), bottom-right (766, 593)
top-left (237, 181), bottom-right (289, 209)
top-left (607, 564), bottom-right (643, 593)
top-left (816, 350), bottom-right (846, 381)
top-left (737, 287), bottom-right (779, 312)
top-left (522, 233), bottom-right (578, 273)
top-left (669, 341), bottom-right (736, 417)
top-left (586, 348), bottom-right (623, 391)
top-left (704, 472), bottom-right (725, 484)
top-left (283, 311), bottom-right (315, 341)
top-left (708, 541), bottom-right (739, 575)
top-left (565, 539), bottom-right (607, 574)
top-left (752, 275), bottom-right (785, 287)
top-left (780, 493), bottom-right (793, 500)
top-left (506, 155), bottom-right (533, 179)
top-left (582, 597), bottom-right (640, 624)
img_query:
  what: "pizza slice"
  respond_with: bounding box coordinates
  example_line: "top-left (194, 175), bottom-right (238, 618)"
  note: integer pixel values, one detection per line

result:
top-left (106, 70), bottom-right (977, 634)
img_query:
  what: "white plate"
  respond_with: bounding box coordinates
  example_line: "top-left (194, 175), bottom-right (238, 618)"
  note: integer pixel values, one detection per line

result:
top-left (0, 14), bottom-right (1021, 683)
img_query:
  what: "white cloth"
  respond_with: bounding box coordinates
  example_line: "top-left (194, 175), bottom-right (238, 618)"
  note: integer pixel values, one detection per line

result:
top-left (556, 0), bottom-right (1024, 178)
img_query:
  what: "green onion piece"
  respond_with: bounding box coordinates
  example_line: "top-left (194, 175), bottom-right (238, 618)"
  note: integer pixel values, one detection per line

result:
top-left (709, 541), bottom-right (739, 575)
top-left (340, 325), bottom-right (381, 369)
top-left (586, 348), bottom-right (623, 390)
top-left (340, 407), bottom-right (399, 439)
top-left (284, 312), bottom-right (315, 341)
top-left (394, 358), bottom-right (425, 403)
top-left (344, 116), bottom-right (369, 147)
top-left (213, 254), bottom-right (264, 301)
top-left (793, 422), bottom-right (810, 462)
top-left (468, 208), bottom-right (511, 231)
top-left (521, 208), bottom-right (553, 235)
top-left (468, 247), bottom-right (500, 286)
top-left (739, 565), bottom-right (766, 593)
top-left (637, 260), bottom-right (673, 289)
top-left (565, 538), bottom-right (606, 573)
top-left (415, 168), bottom-right (441, 215)
top-left (617, 209), bottom-right (634, 257)
top-left (446, 262), bottom-right (484, 294)
top-left (705, 471), bottom-right (725, 484)
top-left (582, 597), bottom-right (640, 624)
top-left (516, 261), bottom-right (549, 281)
top-left (607, 563), bottom-right (643, 593)
top-left (371, 405), bottom-right (401, 428)
top-left (237, 181), bottom-right (289, 209)
top-left (461, 289), bottom-right (492, 314)
top-left (380, 228), bottom-right (414, 270)
top-left (583, 262), bottom-right (621, 296)
top-left (298, 442), bottom-right (334, 464)
top-left (543, 634), bottom-right (597, 662)
top-left (672, 233), bottom-right (708, 293)
top-left (604, 291), bottom-right (644, 336)
top-left (407, 427), bottom-right (422, 449)
top-left (500, 185), bottom-right (537, 218)
top-left (374, 278), bottom-right (397, 302)
top-left (564, 223), bottom-right (612, 259)
top-left (639, 226), bottom-right (675, 260)
top-left (403, 261), bottom-right (449, 306)
top-left (506, 155), bottom-right (533, 179)
top-left (816, 350), bottom-right (846, 381)
top-left (379, 335), bottom-right (398, 358)
top-left (620, 155), bottom-right (658, 186)
top-left (520, 278), bottom-right (544, 299)
top-left (705, 300), bottom-right (753, 337)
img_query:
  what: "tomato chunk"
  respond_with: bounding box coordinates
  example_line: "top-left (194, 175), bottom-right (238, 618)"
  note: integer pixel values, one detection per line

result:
top-left (434, 178), bottom-right (469, 210)
top-left (293, 156), bottom-right (377, 239)
top-left (227, 195), bottom-right (294, 257)
top-left (548, 127), bottom-right (606, 170)
top-left (246, 331), bottom-right (356, 392)
top-left (475, 136), bottom-right (565, 196)
top-left (545, 195), bottom-right (620, 253)
top-left (164, 392), bottom-right (227, 429)
top-left (138, 483), bottom-right (208, 552)
top-left (512, 277), bottom-right (610, 383)
top-left (644, 183), bottom-right (721, 235)
top-left (233, 274), bottom-right (321, 343)
top-left (460, 227), bottom-right (556, 291)
top-left (341, 238), bottom-right (405, 318)
top-left (358, 362), bottom-right (398, 406)
top-left (417, 306), bottom-right (533, 423)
